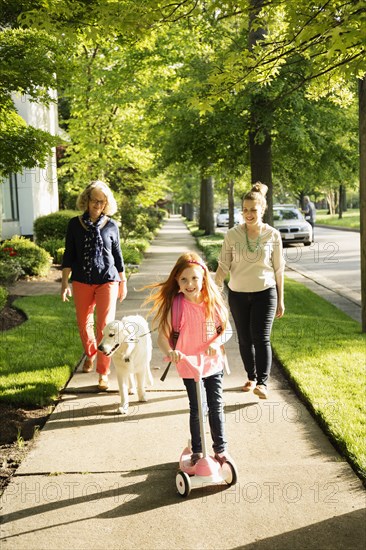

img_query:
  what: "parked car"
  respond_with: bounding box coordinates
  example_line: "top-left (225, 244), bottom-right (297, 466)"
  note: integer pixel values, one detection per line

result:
top-left (273, 205), bottom-right (312, 246)
top-left (216, 208), bottom-right (243, 227)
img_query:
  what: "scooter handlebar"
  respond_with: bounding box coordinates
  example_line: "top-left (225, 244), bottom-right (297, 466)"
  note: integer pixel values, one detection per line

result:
top-left (177, 353), bottom-right (204, 381)
top-left (163, 352), bottom-right (206, 381)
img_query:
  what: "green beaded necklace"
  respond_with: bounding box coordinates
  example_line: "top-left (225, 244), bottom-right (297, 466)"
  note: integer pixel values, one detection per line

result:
top-left (245, 225), bottom-right (262, 253)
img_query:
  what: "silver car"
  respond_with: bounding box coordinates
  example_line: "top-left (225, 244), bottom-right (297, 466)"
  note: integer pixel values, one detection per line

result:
top-left (273, 205), bottom-right (312, 246)
top-left (216, 208), bottom-right (242, 227)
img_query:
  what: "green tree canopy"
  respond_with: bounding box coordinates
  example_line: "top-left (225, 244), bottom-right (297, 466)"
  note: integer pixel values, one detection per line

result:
top-left (0, 27), bottom-right (61, 176)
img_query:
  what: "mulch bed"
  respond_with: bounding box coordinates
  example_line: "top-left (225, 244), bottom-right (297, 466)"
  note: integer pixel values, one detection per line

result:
top-left (0, 298), bottom-right (27, 331)
top-left (0, 404), bottom-right (51, 492)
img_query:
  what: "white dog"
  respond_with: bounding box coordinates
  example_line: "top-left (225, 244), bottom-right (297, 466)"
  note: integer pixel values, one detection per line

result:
top-left (98, 315), bottom-right (153, 415)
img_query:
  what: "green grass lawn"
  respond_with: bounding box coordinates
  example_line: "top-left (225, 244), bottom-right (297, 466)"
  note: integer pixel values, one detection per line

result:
top-left (272, 278), bottom-right (366, 479)
top-left (316, 208), bottom-right (360, 230)
top-left (0, 295), bottom-right (82, 406)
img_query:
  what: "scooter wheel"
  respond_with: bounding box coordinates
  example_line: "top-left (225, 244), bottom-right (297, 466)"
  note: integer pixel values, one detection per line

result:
top-left (222, 460), bottom-right (238, 486)
top-left (176, 470), bottom-right (191, 497)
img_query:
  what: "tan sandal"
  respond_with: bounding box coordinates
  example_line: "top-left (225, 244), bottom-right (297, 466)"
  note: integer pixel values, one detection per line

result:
top-left (98, 375), bottom-right (109, 391)
top-left (82, 357), bottom-right (94, 373)
top-left (242, 380), bottom-right (256, 392)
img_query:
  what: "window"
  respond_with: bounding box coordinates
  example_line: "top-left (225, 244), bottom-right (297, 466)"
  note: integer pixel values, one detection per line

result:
top-left (2, 173), bottom-right (19, 221)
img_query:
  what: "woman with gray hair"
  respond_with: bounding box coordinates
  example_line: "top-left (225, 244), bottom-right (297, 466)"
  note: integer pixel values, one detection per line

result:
top-left (61, 180), bottom-right (127, 390)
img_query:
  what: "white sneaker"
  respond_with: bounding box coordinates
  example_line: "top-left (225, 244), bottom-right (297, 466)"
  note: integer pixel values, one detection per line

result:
top-left (253, 385), bottom-right (268, 399)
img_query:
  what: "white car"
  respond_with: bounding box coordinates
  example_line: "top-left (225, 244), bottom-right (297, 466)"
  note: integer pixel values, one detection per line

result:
top-left (273, 205), bottom-right (312, 246)
top-left (216, 208), bottom-right (242, 227)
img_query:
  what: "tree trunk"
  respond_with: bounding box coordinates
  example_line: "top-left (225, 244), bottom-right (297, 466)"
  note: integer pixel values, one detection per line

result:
top-left (338, 184), bottom-right (343, 219)
top-left (205, 175), bottom-right (215, 235)
top-left (182, 203), bottom-right (194, 221)
top-left (359, 76), bottom-right (366, 332)
top-left (248, 0), bottom-right (273, 225)
top-left (228, 179), bottom-right (235, 228)
top-left (199, 170), bottom-right (215, 234)
top-left (326, 190), bottom-right (335, 215)
top-left (334, 189), bottom-right (339, 214)
top-left (0, 185), bottom-right (3, 239)
top-left (299, 191), bottom-right (305, 208)
top-left (342, 189), bottom-right (347, 212)
top-left (199, 169), bottom-right (206, 231)
top-left (249, 130), bottom-right (273, 224)
top-left (186, 203), bottom-right (194, 221)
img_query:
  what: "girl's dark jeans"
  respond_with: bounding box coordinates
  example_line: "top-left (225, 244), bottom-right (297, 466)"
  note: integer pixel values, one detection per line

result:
top-left (228, 286), bottom-right (277, 387)
top-left (183, 372), bottom-right (226, 454)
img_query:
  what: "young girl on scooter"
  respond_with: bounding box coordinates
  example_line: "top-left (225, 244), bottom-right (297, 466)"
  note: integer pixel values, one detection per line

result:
top-left (146, 252), bottom-right (232, 466)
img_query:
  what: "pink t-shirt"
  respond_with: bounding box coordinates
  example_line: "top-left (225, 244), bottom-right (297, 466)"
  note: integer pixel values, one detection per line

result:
top-left (173, 297), bottom-right (226, 379)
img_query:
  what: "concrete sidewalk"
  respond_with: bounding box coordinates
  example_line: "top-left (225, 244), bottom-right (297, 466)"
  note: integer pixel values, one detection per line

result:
top-left (1, 216), bottom-right (365, 550)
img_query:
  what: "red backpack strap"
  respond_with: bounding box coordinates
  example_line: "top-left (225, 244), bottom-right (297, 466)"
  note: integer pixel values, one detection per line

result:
top-left (161, 293), bottom-right (184, 382)
top-left (172, 292), bottom-right (183, 332)
top-left (169, 293), bottom-right (184, 348)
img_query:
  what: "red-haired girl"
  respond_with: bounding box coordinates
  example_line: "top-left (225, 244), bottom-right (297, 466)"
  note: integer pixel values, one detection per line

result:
top-left (146, 252), bottom-right (232, 466)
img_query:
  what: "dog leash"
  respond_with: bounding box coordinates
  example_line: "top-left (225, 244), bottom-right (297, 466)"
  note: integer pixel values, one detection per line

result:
top-left (139, 328), bottom-right (157, 338)
top-left (160, 361), bottom-right (172, 382)
top-left (128, 327), bottom-right (157, 342)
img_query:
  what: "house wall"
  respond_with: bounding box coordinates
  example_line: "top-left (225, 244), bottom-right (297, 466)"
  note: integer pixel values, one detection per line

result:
top-left (1, 92), bottom-right (59, 239)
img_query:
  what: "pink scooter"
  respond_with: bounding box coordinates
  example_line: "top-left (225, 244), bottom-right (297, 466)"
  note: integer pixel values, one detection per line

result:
top-left (175, 354), bottom-right (238, 497)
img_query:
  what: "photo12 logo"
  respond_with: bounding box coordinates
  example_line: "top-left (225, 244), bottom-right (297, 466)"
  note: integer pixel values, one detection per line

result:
top-left (283, 242), bottom-right (339, 264)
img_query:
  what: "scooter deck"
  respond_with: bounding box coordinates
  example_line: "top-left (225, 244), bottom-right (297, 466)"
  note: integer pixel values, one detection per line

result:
top-left (179, 446), bottom-right (223, 481)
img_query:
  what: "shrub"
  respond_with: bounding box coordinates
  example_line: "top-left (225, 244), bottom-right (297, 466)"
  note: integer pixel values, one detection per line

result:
top-left (144, 207), bottom-right (166, 233)
top-left (0, 286), bottom-right (8, 311)
top-left (195, 233), bottom-right (224, 272)
top-left (121, 243), bottom-right (144, 265)
top-left (40, 238), bottom-right (66, 263)
top-left (55, 247), bottom-right (65, 264)
top-left (130, 213), bottom-right (151, 239)
top-left (33, 210), bottom-right (78, 245)
top-left (119, 199), bottom-right (165, 241)
top-left (0, 246), bottom-right (25, 284)
top-left (127, 238), bottom-right (150, 253)
top-left (0, 236), bottom-right (51, 277)
top-left (0, 258), bottom-right (24, 285)
top-left (202, 245), bottom-right (222, 271)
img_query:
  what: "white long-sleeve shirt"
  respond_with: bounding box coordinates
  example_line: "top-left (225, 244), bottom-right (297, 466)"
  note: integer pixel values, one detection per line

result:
top-left (217, 224), bottom-right (285, 292)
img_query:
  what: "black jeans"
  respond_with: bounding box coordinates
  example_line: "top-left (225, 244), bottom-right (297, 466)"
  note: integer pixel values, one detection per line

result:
top-left (228, 287), bottom-right (277, 387)
top-left (183, 372), bottom-right (226, 454)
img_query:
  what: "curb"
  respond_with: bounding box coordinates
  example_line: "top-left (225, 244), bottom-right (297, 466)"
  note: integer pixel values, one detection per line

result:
top-left (315, 224), bottom-right (360, 233)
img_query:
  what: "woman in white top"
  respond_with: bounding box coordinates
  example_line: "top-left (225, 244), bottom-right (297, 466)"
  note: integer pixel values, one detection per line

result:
top-left (215, 182), bottom-right (285, 399)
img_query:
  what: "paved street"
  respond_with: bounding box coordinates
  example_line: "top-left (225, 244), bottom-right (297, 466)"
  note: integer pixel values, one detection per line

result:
top-left (284, 226), bottom-right (361, 305)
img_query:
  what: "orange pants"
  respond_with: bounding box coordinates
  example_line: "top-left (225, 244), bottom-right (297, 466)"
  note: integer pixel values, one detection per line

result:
top-left (72, 281), bottom-right (119, 375)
